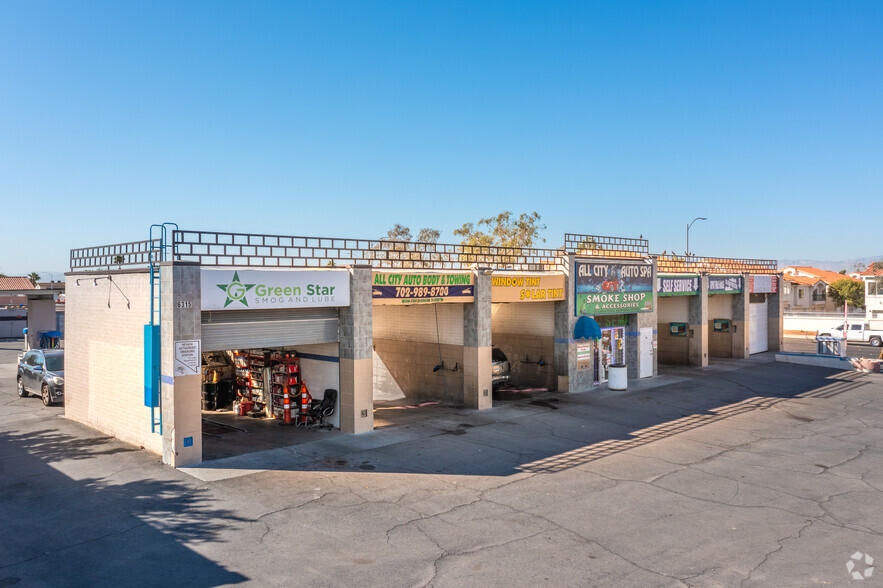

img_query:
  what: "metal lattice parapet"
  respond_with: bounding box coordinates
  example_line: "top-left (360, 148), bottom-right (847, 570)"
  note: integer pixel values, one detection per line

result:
top-left (70, 239), bottom-right (159, 271)
top-left (170, 230), bottom-right (565, 271)
top-left (564, 233), bottom-right (649, 259)
top-left (655, 254), bottom-right (778, 275)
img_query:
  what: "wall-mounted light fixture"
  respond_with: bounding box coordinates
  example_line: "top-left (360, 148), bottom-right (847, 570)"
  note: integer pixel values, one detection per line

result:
top-left (76, 276), bottom-right (112, 286)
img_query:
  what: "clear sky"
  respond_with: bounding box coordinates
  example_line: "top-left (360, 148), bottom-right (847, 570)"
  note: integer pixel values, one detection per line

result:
top-left (2, 1), bottom-right (881, 278)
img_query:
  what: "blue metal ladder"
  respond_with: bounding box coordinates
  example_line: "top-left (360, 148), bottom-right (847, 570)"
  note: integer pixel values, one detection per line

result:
top-left (147, 222), bottom-right (178, 435)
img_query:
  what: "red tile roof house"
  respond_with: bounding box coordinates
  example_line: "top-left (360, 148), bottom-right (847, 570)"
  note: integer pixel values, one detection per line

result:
top-left (782, 266), bottom-right (862, 314)
top-left (0, 276), bottom-right (35, 306)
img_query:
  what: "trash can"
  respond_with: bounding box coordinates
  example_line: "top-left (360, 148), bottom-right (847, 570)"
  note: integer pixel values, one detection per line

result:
top-left (608, 364), bottom-right (628, 391)
top-left (816, 337), bottom-right (843, 356)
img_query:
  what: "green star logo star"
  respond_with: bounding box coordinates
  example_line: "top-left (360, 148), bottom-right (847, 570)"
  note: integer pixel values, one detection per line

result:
top-left (217, 271), bottom-right (255, 307)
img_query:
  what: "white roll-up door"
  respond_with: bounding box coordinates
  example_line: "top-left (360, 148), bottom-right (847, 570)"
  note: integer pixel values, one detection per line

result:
top-left (201, 308), bottom-right (339, 351)
top-left (749, 300), bottom-right (768, 354)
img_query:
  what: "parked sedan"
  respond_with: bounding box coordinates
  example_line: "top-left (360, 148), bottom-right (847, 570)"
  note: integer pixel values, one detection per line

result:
top-left (492, 347), bottom-right (511, 389)
top-left (17, 349), bottom-right (64, 406)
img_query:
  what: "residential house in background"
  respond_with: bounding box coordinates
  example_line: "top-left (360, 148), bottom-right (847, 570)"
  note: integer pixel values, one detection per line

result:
top-left (851, 263), bottom-right (883, 326)
top-left (782, 266), bottom-right (862, 313)
top-left (782, 274), bottom-right (827, 313)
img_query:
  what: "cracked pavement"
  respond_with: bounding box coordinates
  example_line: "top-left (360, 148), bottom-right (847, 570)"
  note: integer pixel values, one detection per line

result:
top-left (1, 344), bottom-right (882, 587)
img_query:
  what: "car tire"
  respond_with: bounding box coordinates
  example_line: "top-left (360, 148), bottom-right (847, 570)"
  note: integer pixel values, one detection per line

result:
top-left (18, 376), bottom-right (28, 397)
top-left (41, 384), bottom-right (52, 407)
top-left (871, 337), bottom-right (882, 348)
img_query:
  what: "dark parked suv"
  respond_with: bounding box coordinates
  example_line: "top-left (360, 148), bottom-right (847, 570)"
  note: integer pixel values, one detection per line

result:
top-left (17, 349), bottom-right (64, 406)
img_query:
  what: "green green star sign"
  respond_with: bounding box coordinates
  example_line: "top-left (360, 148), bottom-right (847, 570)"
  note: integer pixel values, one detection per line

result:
top-left (217, 271), bottom-right (255, 307)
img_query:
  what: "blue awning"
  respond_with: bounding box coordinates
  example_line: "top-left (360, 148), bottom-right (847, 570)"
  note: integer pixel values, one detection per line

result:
top-left (574, 316), bottom-right (602, 340)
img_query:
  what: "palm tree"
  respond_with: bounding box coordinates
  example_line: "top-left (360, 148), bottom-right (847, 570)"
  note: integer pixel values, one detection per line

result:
top-left (27, 272), bottom-right (41, 286)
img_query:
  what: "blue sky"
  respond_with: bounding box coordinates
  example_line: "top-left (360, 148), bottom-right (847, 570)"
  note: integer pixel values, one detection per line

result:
top-left (2, 1), bottom-right (881, 278)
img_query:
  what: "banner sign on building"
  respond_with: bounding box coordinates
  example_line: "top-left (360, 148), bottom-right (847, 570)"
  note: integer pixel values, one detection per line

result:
top-left (372, 271), bottom-right (474, 305)
top-left (575, 261), bottom-right (653, 316)
top-left (201, 269), bottom-right (350, 311)
top-left (708, 275), bottom-right (743, 294)
top-left (657, 275), bottom-right (699, 297)
top-left (491, 273), bottom-right (566, 303)
top-left (749, 275), bottom-right (778, 294)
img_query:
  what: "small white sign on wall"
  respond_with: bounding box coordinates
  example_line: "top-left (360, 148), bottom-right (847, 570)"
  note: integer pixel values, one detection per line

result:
top-left (174, 340), bottom-right (201, 376)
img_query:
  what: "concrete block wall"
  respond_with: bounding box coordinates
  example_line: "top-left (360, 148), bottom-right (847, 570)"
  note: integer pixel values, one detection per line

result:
top-left (160, 262), bottom-right (202, 467)
top-left (373, 303), bottom-right (464, 344)
top-left (463, 271), bottom-right (491, 409)
top-left (374, 340), bottom-right (464, 403)
top-left (687, 276), bottom-right (708, 367)
top-left (64, 270), bottom-right (161, 455)
top-left (492, 302), bottom-right (556, 389)
top-left (339, 267), bottom-right (373, 434)
top-left (554, 254), bottom-right (579, 392)
top-left (708, 293), bottom-right (735, 358)
top-left (372, 302), bottom-right (466, 404)
top-left (657, 296), bottom-right (689, 365)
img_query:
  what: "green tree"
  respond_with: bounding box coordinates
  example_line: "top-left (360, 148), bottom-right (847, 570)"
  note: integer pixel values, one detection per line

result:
top-left (828, 278), bottom-right (865, 309)
top-left (416, 228), bottom-right (440, 243)
top-left (453, 211), bottom-right (546, 248)
top-left (113, 254), bottom-right (125, 268)
top-left (383, 224), bottom-right (439, 243)
top-left (27, 272), bottom-right (40, 285)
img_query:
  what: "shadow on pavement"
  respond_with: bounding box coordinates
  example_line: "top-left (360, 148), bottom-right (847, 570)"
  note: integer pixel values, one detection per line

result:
top-left (0, 429), bottom-right (249, 586)
top-left (195, 359), bottom-right (875, 478)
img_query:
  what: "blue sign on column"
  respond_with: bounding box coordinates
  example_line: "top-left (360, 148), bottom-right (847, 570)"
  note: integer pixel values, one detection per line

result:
top-left (144, 324), bottom-right (161, 408)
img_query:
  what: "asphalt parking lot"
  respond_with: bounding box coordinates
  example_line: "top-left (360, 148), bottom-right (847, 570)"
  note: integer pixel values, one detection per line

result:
top-left (1, 344), bottom-right (882, 587)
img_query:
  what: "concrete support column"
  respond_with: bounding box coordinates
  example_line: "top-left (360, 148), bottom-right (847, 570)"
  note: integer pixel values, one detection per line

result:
top-left (732, 274), bottom-right (750, 359)
top-left (160, 261), bottom-right (202, 467)
top-left (554, 254), bottom-right (582, 392)
top-left (339, 266), bottom-right (373, 433)
top-left (26, 297), bottom-right (57, 350)
top-left (463, 270), bottom-right (492, 409)
top-left (627, 258), bottom-right (658, 379)
top-left (688, 275), bottom-right (709, 367)
top-left (768, 275), bottom-right (784, 352)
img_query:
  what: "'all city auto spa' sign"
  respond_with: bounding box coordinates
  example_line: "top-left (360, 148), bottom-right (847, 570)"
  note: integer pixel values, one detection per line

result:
top-left (491, 273), bottom-right (566, 303)
top-left (201, 269), bottom-right (350, 311)
top-left (575, 261), bottom-right (653, 316)
top-left (372, 271), bottom-right (474, 305)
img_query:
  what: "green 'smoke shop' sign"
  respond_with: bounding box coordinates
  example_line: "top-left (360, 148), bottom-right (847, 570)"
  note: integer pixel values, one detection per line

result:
top-left (575, 261), bottom-right (653, 316)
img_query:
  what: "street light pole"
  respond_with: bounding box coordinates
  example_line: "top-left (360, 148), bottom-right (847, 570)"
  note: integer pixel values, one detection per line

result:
top-left (686, 217), bottom-right (707, 256)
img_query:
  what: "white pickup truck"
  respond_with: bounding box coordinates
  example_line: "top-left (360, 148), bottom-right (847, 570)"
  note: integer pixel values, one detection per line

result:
top-left (818, 322), bottom-right (883, 347)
